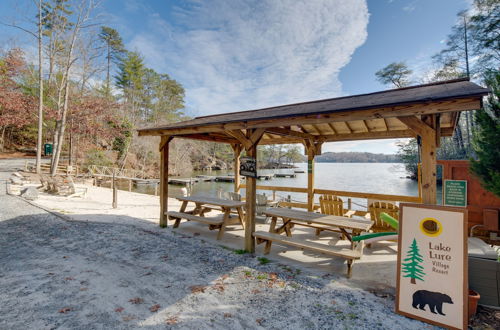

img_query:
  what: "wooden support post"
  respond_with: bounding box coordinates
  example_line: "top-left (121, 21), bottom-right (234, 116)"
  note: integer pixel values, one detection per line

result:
top-left (232, 144), bottom-right (242, 193)
top-left (245, 144), bottom-right (257, 252)
top-left (112, 171), bottom-right (117, 209)
top-left (304, 138), bottom-right (322, 212)
top-left (128, 179), bottom-right (132, 192)
top-left (420, 131), bottom-right (437, 204)
top-left (307, 149), bottom-right (315, 211)
top-left (398, 115), bottom-right (437, 204)
top-left (160, 136), bottom-right (172, 227)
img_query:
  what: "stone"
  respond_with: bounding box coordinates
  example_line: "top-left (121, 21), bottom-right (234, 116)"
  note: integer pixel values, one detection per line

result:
top-left (10, 176), bottom-right (23, 185)
top-left (20, 187), bottom-right (39, 201)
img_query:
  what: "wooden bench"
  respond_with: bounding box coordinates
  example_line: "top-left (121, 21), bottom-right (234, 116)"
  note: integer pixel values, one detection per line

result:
top-left (253, 231), bottom-right (363, 278)
top-left (167, 211), bottom-right (240, 240)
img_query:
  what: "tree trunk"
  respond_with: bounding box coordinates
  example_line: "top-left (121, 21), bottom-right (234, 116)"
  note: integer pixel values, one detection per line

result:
top-left (411, 277), bottom-right (416, 284)
top-left (0, 126), bottom-right (6, 152)
top-left (36, 0), bottom-right (44, 174)
top-left (106, 43), bottom-right (110, 96)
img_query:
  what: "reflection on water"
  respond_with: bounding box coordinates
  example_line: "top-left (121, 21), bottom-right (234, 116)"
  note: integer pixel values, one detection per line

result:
top-left (108, 163), bottom-right (442, 210)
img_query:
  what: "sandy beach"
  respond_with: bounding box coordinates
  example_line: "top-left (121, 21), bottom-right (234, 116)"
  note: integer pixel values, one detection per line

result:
top-left (1, 175), bottom-right (429, 329)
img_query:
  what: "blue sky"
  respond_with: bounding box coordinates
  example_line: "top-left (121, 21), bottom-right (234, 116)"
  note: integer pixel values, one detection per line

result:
top-left (1, 0), bottom-right (471, 154)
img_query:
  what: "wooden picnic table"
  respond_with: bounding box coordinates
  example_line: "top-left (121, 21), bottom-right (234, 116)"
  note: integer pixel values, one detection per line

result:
top-left (264, 208), bottom-right (372, 243)
top-left (166, 195), bottom-right (246, 240)
top-left (254, 208), bottom-right (373, 277)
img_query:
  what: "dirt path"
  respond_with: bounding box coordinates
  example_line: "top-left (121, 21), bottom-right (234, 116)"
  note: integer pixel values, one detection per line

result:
top-left (0, 172), bottom-right (428, 329)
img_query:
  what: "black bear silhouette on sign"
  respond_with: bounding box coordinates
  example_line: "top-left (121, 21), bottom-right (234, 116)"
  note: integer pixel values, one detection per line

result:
top-left (412, 290), bottom-right (454, 315)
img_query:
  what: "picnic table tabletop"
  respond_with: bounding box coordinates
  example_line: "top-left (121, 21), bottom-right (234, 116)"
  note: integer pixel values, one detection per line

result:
top-left (176, 195), bottom-right (246, 208)
top-left (263, 207), bottom-right (373, 232)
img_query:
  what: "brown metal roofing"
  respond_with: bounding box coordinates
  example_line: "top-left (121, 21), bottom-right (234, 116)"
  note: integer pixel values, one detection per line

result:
top-left (138, 78), bottom-right (488, 133)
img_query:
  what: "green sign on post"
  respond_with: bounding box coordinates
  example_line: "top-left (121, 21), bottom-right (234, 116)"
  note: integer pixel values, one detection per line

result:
top-left (443, 180), bottom-right (467, 207)
top-left (307, 160), bottom-right (314, 174)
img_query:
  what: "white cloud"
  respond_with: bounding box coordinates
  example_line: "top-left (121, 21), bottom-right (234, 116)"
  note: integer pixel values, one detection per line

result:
top-left (127, 0), bottom-right (369, 116)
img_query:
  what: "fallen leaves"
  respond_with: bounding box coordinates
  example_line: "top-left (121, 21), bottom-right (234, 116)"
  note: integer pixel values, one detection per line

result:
top-left (58, 307), bottom-right (71, 313)
top-left (223, 313), bottom-right (232, 318)
top-left (128, 297), bottom-right (144, 304)
top-left (189, 285), bottom-right (206, 294)
top-left (256, 318), bottom-right (264, 325)
top-left (115, 307), bottom-right (124, 313)
top-left (149, 304), bottom-right (160, 313)
top-left (212, 283), bottom-right (225, 293)
top-left (64, 277), bottom-right (74, 281)
top-left (165, 316), bottom-right (179, 325)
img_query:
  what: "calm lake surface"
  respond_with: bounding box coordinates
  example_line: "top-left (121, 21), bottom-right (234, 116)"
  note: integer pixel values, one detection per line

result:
top-left (115, 163), bottom-right (443, 210)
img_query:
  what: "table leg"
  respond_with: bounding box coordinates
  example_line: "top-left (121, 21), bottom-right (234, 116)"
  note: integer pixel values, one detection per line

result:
top-left (264, 240), bottom-right (272, 254)
top-left (284, 218), bottom-right (292, 237)
top-left (216, 208), bottom-right (230, 240)
top-left (236, 207), bottom-right (245, 228)
top-left (174, 201), bottom-right (188, 228)
top-left (269, 216), bottom-right (277, 233)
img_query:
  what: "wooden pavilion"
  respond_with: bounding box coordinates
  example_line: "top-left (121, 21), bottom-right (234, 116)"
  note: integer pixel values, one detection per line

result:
top-left (138, 78), bottom-right (489, 252)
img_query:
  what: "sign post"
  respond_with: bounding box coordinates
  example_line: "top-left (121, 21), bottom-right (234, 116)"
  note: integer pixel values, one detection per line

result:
top-left (443, 180), bottom-right (467, 207)
top-left (396, 204), bottom-right (468, 330)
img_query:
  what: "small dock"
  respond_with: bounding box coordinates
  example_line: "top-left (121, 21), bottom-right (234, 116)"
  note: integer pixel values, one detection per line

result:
top-left (294, 170), bottom-right (305, 173)
top-left (168, 178), bottom-right (199, 185)
top-left (275, 173), bottom-right (296, 178)
top-left (257, 174), bottom-right (274, 180)
top-left (195, 175), bottom-right (216, 182)
top-left (134, 179), bottom-right (159, 185)
top-left (215, 176), bottom-right (235, 182)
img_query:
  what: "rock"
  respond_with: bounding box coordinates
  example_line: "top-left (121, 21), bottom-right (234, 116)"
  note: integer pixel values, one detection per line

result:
top-left (20, 187), bottom-right (39, 201)
top-left (10, 176), bottom-right (23, 185)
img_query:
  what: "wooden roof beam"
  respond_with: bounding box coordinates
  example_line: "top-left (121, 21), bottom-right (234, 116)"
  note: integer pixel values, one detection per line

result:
top-left (265, 127), bottom-right (316, 140)
top-left (361, 120), bottom-right (370, 132)
top-left (397, 116), bottom-right (435, 137)
top-left (327, 123), bottom-right (337, 134)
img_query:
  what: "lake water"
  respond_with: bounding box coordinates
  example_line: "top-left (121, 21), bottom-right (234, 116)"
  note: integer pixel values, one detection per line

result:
top-left (113, 163), bottom-right (442, 210)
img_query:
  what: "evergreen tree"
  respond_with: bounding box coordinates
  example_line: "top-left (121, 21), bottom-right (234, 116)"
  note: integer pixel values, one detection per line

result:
top-left (99, 26), bottom-right (125, 96)
top-left (375, 62), bottom-right (413, 88)
top-left (402, 238), bottom-right (426, 284)
top-left (470, 71), bottom-right (500, 197)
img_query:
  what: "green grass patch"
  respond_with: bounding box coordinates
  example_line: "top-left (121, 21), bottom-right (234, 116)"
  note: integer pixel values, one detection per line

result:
top-left (234, 249), bottom-right (248, 255)
top-left (256, 274), bottom-right (267, 280)
top-left (257, 257), bottom-right (271, 265)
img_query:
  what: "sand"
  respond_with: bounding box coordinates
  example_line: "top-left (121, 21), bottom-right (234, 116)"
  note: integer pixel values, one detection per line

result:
top-left (1, 177), bottom-right (431, 329)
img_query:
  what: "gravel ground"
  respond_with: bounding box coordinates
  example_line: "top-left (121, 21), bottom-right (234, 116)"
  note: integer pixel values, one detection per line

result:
top-left (0, 171), bottom-right (430, 329)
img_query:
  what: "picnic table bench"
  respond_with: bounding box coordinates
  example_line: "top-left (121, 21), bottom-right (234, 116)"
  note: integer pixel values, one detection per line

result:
top-left (166, 196), bottom-right (245, 240)
top-left (254, 208), bottom-right (373, 277)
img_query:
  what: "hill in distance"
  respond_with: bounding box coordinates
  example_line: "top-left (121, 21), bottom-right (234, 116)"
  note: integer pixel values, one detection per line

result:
top-left (314, 152), bottom-right (401, 163)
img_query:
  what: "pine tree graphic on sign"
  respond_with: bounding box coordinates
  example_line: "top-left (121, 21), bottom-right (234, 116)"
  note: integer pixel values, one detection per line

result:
top-left (402, 238), bottom-right (425, 284)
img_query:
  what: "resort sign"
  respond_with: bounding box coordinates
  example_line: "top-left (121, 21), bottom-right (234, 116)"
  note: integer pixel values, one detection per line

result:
top-left (443, 180), bottom-right (467, 207)
top-left (240, 156), bottom-right (257, 178)
top-left (396, 204), bottom-right (467, 330)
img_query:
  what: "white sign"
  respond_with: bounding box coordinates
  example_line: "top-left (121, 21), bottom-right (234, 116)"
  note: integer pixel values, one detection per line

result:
top-left (396, 204), bottom-right (468, 330)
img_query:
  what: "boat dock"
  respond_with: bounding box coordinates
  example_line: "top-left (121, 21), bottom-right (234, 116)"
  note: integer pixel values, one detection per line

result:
top-left (257, 174), bottom-right (274, 180)
top-left (195, 175), bottom-right (216, 182)
top-left (168, 178), bottom-right (199, 185)
top-left (275, 173), bottom-right (297, 178)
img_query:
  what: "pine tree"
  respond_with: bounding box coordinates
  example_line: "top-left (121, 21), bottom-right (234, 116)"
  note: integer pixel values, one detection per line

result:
top-left (402, 238), bottom-right (426, 284)
top-left (470, 71), bottom-right (500, 197)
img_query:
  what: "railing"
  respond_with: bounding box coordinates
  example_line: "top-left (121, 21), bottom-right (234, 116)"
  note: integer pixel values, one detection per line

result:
top-left (239, 183), bottom-right (422, 212)
top-left (87, 165), bottom-right (149, 179)
top-left (25, 161), bottom-right (79, 175)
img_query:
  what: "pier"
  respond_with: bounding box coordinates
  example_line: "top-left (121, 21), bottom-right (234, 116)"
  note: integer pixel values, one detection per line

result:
top-left (275, 173), bottom-right (297, 178)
